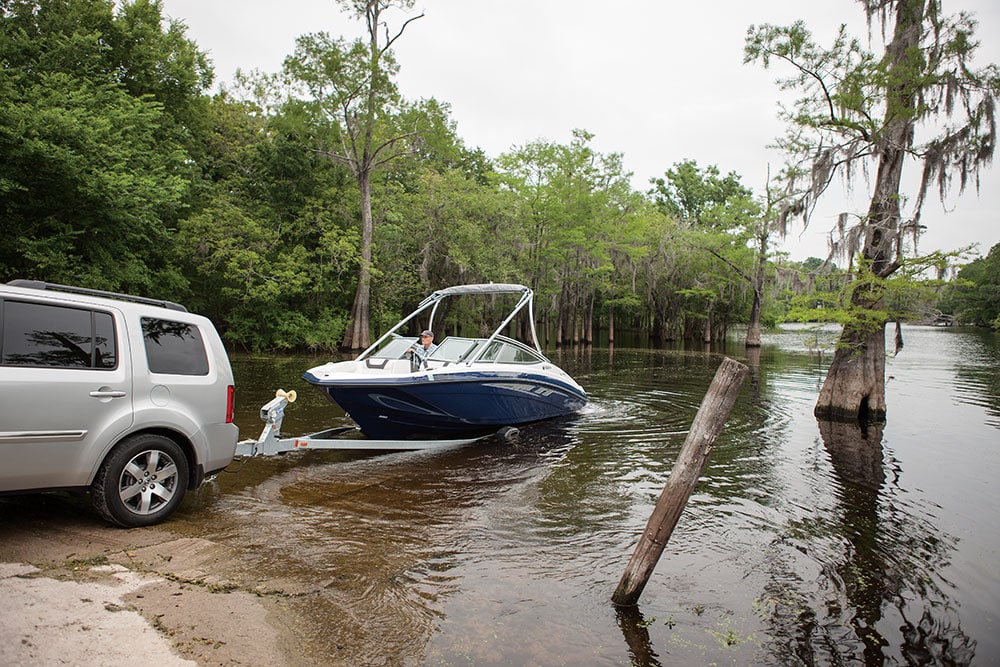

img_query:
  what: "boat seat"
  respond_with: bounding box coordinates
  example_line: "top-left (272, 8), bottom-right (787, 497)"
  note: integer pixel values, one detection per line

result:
top-left (364, 358), bottom-right (411, 374)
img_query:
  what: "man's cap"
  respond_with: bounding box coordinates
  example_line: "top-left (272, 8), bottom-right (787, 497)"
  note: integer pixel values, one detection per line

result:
top-left (420, 330), bottom-right (433, 337)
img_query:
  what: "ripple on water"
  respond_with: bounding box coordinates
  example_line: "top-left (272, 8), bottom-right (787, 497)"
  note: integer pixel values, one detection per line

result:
top-left (211, 330), bottom-right (1000, 665)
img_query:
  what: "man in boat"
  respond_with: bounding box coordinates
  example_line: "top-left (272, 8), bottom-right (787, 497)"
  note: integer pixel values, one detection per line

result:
top-left (406, 330), bottom-right (438, 369)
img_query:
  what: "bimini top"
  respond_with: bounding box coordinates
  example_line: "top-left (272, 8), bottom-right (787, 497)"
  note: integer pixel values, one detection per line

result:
top-left (358, 283), bottom-right (540, 363)
top-left (427, 283), bottom-right (528, 296)
top-left (420, 283), bottom-right (530, 304)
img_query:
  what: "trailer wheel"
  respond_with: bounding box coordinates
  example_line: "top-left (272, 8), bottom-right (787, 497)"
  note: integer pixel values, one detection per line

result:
top-left (91, 434), bottom-right (189, 528)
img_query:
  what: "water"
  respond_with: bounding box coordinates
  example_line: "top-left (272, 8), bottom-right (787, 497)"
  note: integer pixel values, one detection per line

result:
top-left (179, 324), bottom-right (999, 665)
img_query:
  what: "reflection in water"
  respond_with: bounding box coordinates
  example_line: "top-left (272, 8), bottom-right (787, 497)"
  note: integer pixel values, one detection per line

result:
top-left (616, 606), bottom-right (662, 667)
top-left (952, 330), bottom-right (1000, 428)
top-left (754, 415), bottom-right (975, 665)
top-left (181, 326), bottom-right (998, 665)
top-left (821, 419), bottom-right (891, 663)
top-left (820, 419), bottom-right (886, 490)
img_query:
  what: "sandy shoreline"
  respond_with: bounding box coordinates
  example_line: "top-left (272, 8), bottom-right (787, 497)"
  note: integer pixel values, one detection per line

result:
top-left (2, 561), bottom-right (199, 666)
top-left (0, 495), bottom-right (304, 666)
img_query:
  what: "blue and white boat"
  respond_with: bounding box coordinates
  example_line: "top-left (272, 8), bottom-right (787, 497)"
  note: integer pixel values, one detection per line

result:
top-left (303, 284), bottom-right (588, 439)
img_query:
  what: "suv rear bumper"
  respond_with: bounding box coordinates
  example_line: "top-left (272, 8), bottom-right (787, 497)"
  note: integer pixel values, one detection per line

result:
top-left (197, 422), bottom-right (240, 483)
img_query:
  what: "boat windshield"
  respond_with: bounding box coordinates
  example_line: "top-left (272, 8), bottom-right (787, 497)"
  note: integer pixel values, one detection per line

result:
top-left (479, 338), bottom-right (544, 364)
top-left (423, 336), bottom-right (545, 365)
top-left (370, 336), bottom-right (417, 359)
top-left (429, 337), bottom-right (479, 362)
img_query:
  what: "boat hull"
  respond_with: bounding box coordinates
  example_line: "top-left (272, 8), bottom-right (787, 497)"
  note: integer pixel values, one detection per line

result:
top-left (305, 370), bottom-right (587, 440)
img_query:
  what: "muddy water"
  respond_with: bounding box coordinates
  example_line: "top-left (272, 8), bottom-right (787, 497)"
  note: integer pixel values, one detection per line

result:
top-left (178, 325), bottom-right (999, 665)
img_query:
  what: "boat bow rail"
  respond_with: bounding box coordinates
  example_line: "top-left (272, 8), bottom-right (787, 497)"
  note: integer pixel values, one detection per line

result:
top-left (233, 389), bottom-right (494, 457)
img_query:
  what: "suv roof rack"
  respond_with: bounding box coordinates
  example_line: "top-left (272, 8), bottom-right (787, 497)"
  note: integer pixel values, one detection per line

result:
top-left (6, 279), bottom-right (188, 312)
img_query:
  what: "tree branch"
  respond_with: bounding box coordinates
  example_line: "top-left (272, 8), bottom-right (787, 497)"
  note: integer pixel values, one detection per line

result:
top-left (370, 129), bottom-right (420, 169)
top-left (700, 244), bottom-right (754, 284)
top-left (382, 11), bottom-right (424, 55)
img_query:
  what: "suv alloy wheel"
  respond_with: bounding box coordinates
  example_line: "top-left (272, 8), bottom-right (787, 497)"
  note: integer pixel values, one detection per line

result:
top-left (91, 433), bottom-right (190, 527)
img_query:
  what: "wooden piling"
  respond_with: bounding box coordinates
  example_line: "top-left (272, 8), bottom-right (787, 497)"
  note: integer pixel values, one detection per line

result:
top-left (612, 357), bottom-right (749, 607)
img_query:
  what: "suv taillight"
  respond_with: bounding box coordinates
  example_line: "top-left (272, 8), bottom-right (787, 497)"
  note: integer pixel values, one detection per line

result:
top-left (226, 385), bottom-right (235, 423)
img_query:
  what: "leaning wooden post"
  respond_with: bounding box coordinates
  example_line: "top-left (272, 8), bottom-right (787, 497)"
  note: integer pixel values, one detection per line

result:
top-left (612, 357), bottom-right (749, 607)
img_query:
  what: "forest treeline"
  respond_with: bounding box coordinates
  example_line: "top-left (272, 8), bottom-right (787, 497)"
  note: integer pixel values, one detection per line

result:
top-left (2, 0), bottom-right (997, 352)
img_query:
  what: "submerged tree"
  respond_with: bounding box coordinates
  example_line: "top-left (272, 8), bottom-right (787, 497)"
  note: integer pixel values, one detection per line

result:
top-left (746, 0), bottom-right (1000, 421)
top-left (284, 0), bottom-right (423, 350)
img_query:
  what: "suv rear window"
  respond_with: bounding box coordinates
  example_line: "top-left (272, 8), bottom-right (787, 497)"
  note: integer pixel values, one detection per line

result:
top-left (141, 317), bottom-right (209, 375)
top-left (1, 300), bottom-right (117, 369)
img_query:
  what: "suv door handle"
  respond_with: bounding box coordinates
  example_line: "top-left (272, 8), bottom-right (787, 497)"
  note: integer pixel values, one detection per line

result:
top-left (90, 389), bottom-right (127, 398)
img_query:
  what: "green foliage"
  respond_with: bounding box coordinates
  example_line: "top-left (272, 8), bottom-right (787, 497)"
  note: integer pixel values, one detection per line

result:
top-left (649, 160), bottom-right (754, 229)
top-left (783, 291), bottom-right (842, 324)
top-left (745, 8), bottom-right (999, 268)
top-left (783, 251), bottom-right (969, 333)
top-left (646, 161), bottom-right (765, 339)
top-left (278, 2), bottom-right (426, 349)
top-left (9, 0), bottom-right (993, 354)
top-left (495, 129), bottom-right (641, 325)
top-left (176, 90), bottom-right (361, 351)
top-left (799, 256), bottom-right (827, 272)
top-left (942, 243), bottom-right (1000, 328)
top-left (0, 0), bottom-right (206, 292)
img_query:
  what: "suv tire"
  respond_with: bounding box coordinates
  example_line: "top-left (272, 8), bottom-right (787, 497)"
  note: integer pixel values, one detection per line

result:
top-left (91, 434), bottom-right (189, 528)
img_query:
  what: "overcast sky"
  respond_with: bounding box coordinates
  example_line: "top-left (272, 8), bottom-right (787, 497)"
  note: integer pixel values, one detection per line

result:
top-left (160, 0), bottom-right (1000, 262)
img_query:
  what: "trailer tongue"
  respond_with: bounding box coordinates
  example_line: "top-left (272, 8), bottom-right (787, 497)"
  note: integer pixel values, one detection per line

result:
top-left (234, 390), bottom-right (504, 458)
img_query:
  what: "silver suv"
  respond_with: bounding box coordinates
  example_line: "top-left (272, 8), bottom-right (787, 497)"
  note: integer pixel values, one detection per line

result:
top-left (0, 280), bottom-right (239, 527)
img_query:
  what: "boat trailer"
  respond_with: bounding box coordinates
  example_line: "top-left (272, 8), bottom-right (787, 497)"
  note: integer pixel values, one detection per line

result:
top-left (234, 390), bottom-right (499, 458)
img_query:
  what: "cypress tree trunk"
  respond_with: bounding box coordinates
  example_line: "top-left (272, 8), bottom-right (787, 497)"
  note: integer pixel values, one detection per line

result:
top-left (814, 0), bottom-right (921, 421)
top-left (745, 290), bottom-right (762, 348)
top-left (585, 292), bottom-right (595, 344)
top-left (814, 305), bottom-right (888, 422)
top-left (745, 236), bottom-right (767, 348)
top-left (608, 304), bottom-right (615, 345)
top-left (342, 172), bottom-right (374, 351)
